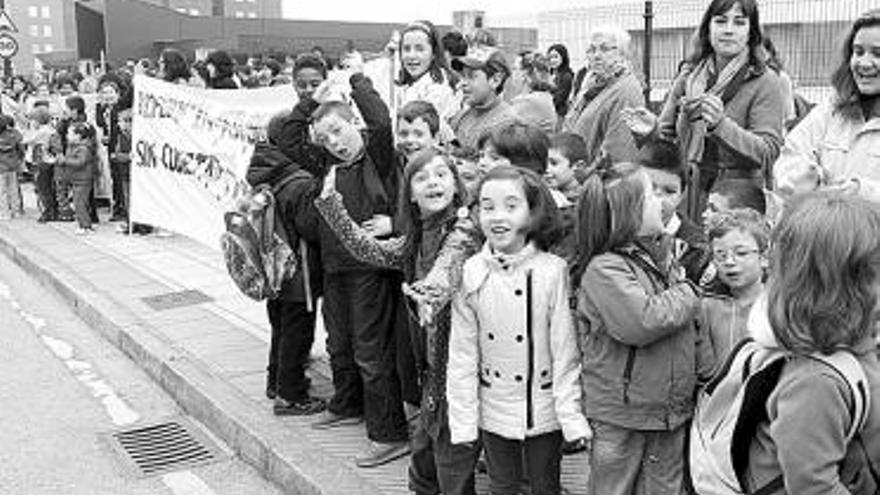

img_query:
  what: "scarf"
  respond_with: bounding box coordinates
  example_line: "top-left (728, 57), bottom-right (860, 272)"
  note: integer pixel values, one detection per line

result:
top-left (565, 57), bottom-right (630, 127)
top-left (680, 51), bottom-right (749, 168)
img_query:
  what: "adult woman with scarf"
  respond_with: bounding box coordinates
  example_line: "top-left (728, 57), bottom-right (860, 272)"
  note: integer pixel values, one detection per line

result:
top-left (624, 0), bottom-right (784, 220)
top-left (561, 26), bottom-right (644, 172)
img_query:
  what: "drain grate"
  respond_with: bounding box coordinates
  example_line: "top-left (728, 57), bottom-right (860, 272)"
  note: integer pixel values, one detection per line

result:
top-left (106, 419), bottom-right (224, 477)
top-left (141, 289), bottom-right (213, 311)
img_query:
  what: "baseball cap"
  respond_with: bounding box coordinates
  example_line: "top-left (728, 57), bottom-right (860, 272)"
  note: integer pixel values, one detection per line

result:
top-left (451, 47), bottom-right (510, 75)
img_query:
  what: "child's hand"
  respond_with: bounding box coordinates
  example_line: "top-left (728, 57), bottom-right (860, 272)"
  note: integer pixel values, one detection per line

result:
top-left (362, 214), bottom-right (392, 238)
top-left (621, 106), bottom-right (658, 137)
top-left (402, 282), bottom-right (435, 326)
top-left (320, 165), bottom-right (338, 198)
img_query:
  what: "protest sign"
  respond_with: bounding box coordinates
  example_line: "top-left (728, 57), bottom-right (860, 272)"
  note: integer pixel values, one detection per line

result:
top-left (131, 75), bottom-right (296, 248)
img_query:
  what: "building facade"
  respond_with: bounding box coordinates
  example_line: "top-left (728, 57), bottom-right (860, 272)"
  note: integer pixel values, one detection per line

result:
top-left (138, 0), bottom-right (282, 18)
top-left (4, 0), bottom-right (75, 74)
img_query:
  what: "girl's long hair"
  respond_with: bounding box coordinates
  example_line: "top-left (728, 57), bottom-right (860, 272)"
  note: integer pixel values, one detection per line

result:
top-left (572, 162), bottom-right (647, 282)
top-left (767, 192), bottom-right (880, 354)
top-left (397, 20), bottom-right (448, 86)
top-left (687, 0), bottom-right (765, 68)
top-left (831, 9), bottom-right (880, 121)
top-left (395, 148), bottom-right (468, 278)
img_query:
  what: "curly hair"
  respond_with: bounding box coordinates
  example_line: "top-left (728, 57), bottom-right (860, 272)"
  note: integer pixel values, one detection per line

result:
top-left (705, 207), bottom-right (772, 252)
top-left (767, 192), bottom-right (880, 354)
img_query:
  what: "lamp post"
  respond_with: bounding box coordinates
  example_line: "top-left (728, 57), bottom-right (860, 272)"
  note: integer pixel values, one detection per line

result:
top-left (643, 0), bottom-right (653, 107)
top-left (0, 0), bottom-right (10, 86)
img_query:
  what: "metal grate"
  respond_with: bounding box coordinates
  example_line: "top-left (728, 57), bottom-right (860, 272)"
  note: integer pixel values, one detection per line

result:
top-left (141, 289), bottom-right (213, 311)
top-left (106, 419), bottom-right (223, 477)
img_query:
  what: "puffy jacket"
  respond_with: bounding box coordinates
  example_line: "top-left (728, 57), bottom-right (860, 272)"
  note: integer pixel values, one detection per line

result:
top-left (0, 128), bottom-right (24, 174)
top-left (575, 243), bottom-right (704, 430)
top-left (447, 243), bottom-right (590, 444)
top-left (61, 142), bottom-right (97, 185)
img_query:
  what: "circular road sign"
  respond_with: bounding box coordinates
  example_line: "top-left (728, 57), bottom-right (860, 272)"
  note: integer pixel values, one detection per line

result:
top-left (0, 33), bottom-right (18, 59)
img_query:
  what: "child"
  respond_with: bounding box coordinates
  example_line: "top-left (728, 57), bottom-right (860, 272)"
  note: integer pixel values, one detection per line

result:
top-left (308, 76), bottom-right (411, 468)
top-left (699, 208), bottom-right (770, 372)
top-left (112, 109), bottom-right (133, 233)
top-left (741, 192), bottom-right (880, 493)
top-left (275, 53), bottom-right (329, 170)
top-left (703, 178), bottom-right (767, 224)
top-left (477, 121), bottom-right (550, 176)
top-left (54, 96), bottom-right (93, 223)
top-left (0, 115), bottom-right (24, 220)
top-left (546, 132), bottom-right (588, 203)
top-left (450, 47), bottom-right (519, 150)
top-left (573, 162), bottom-right (704, 495)
top-left (25, 105), bottom-right (59, 222)
top-left (636, 138), bottom-right (711, 283)
top-left (447, 165), bottom-right (590, 494)
top-left (450, 145), bottom-right (480, 203)
top-left (62, 122), bottom-right (98, 234)
top-left (396, 100), bottom-right (440, 162)
top-left (315, 148), bottom-right (482, 495)
top-left (96, 72), bottom-right (129, 222)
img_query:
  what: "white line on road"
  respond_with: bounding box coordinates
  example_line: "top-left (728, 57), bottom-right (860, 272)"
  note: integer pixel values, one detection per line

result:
top-left (161, 471), bottom-right (219, 495)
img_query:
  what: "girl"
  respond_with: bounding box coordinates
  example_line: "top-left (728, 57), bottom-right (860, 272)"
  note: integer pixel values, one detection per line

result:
top-left (623, 0), bottom-right (785, 220)
top-left (62, 122), bottom-right (98, 234)
top-left (547, 44), bottom-right (574, 120)
top-left (0, 115), bottom-right (24, 220)
top-left (394, 21), bottom-right (458, 141)
top-left (573, 162), bottom-right (705, 495)
top-left (446, 165), bottom-right (590, 495)
top-left (315, 148), bottom-right (482, 494)
top-left (741, 192), bottom-right (880, 494)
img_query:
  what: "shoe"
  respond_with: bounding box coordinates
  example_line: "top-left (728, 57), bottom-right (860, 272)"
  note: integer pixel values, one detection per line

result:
top-left (273, 396), bottom-right (326, 416)
top-left (75, 227), bottom-right (90, 236)
top-left (115, 223), bottom-right (130, 234)
top-left (37, 213), bottom-right (57, 223)
top-left (109, 213), bottom-right (126, 222)
top-left (265, 385), bottom-right (277, 400)
top-left (311, 411), bottom-right (363, 430)
top-left (355, 440), bottom-right (410, 468)
top-left (58, 214), bottom-right (75, 222)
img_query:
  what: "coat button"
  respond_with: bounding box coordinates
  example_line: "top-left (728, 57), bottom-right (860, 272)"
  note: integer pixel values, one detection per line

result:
top-left (516, 335), bottom-right (523, 343)
top-left (484, 368), bottom-right (490, 376)
top-left (495, 371), bottom-right (501, 378)
top-left (515, 375), bottom-right (523, 382)
top-left (515, 289), bottom-right (523, 296)
top-left (426, 396), bottom-right (436, 411)
top-left (541, 370), bottom-right (550, 378)
top-left (488, 333), bottom-right (495, 340)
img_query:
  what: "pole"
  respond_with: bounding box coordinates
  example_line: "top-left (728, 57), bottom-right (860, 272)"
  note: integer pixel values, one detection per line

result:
top-left (643, 0), bottom-right (653, 108)
top-left (0, 0), bottom-right (10, 88)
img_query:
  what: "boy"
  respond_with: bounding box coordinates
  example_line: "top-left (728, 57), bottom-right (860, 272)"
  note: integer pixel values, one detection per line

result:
top-left (26, 103), bottom-right (59, 222)
top-left (397, 100), bottom-right (440, 162)
top-left (546, 132), bottom-right (588, 204)
top-left (309, 73), bottom-right (410, 468)
top-left (700, 208), bottom-right (770, 372)
top-left (276, 53), bottom-right (330, 172)
top-left (636, 139), bottom-right (711, 283)
top-left (451, 145), bottom-right (480, 203)
top-left (449, 47), bottom-right (519, 150)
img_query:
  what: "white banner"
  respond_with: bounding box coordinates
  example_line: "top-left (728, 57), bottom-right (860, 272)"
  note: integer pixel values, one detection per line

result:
top-left (131, 75), bottom-right (296, 249)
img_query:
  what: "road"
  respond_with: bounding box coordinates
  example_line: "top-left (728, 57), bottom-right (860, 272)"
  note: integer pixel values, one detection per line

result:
top-left (0, 253), bottom-right (284, 495)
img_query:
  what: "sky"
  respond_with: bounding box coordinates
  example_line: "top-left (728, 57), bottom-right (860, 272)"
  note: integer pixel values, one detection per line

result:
top-left (280, 0), bottom-right (633, 25)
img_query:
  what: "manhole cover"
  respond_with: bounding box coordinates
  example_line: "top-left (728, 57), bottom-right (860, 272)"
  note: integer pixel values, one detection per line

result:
top-left (105, 419), bottom-right (225, 477)
top-left (141, 290), bottom-right (213, 311)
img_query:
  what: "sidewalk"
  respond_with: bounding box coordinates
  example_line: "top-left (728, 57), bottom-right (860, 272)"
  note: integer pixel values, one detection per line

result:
top-left (0, 192), bottom-right (589, 494)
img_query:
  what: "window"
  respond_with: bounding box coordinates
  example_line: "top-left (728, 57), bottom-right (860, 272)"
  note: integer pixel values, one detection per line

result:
top-left (41, 6), bottom-right (51, 18)
top-left (234, 11), bottom-right (244, 18)
top-left (32, 44), bottom-right (41, 53)
top-left (44, 43), bottom-right (53, 52)
top-left (177, 7), bottom-right (187, 13)
top-left (190, 8), bottom-right (200, 15)
top-left (28, 6), bottom-right (38, 17)
top-left (247, 0), bottom-right (256, 3)
top-left (247, 12), bottom-right (256, 18)
top-left (29, 25), bottom-right (39, 36)
top-left (43, 25), bottom-right (52, 37)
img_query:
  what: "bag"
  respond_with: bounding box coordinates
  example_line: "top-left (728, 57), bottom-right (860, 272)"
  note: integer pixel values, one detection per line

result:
top-left (220, 172), bottom-right (305, 301)
top-left (689, 337), bottom-right (870, 495)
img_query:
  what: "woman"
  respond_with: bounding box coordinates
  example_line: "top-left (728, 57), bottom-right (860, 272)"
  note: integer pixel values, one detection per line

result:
top-left (394, 21), bottom-right (458, 141)
top-left (624, 0), bottom-right (784, 220)
top-left (774, 9), bottom-right (880, 203)
top-left (510, 53), bottom-right (558, 133)
top-left (562, 25), bottom-right (644, 171)
top-left (204, 50), bottom-right (239, 89)
top-left (158, 48), bottom-right (191, 85)
top-left (547, 43), bottom-right (574, 120)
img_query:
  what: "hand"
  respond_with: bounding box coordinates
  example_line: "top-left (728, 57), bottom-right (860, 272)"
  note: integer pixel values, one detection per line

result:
top-left (620, 106), bottom-right (658, 137)
top-left (402, 282), bottom-right (437, 326)
top-left (699, 94), bottom-right (725, 129)
top-left (362, 214), bottom-right (392, 238)
top-left (311, 79), bottom-right (346, 104)
top-left (321, 165), bottom-right (338, 198)
top-left (820, 177), bottom-right (860, 196)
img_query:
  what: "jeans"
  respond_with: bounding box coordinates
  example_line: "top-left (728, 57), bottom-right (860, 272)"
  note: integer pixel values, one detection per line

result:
top-left (587, 420), bottom-right (686, 495)
top-left (110, 159), bottom-right (127, 218)
top-left (35, 163), bottom-right (57, 216)
top-left (482, 429), bottom-right (563, 495)
top-left (72, 182), bottom-right (93, 229)
top-left (266, 299), bottom-right (316, 402)
top-left (0, 171), bottom-right (21, 219)
top-left (322, 270), bottom-right (408, 443)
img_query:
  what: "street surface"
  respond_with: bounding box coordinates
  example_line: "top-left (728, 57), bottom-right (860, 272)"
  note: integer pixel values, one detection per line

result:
top-left (0, 253), bottom-right (284, 495)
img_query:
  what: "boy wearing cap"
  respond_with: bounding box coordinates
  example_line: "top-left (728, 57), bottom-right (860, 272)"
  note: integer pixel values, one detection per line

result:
top-left (450, 48), bottom-right (519, 150)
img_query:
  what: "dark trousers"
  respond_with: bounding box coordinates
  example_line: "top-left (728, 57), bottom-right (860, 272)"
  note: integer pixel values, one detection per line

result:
top-left (266, 299), bottom-right (316, 402)
top-left (395, 280), bottom-right (421, 407)
top-left (35, 164), bottom-right (57, 216)
top-left (409, 403), bottom-right (481, 495)
top-left (322, 270), bottom-right (408, 443)
top-left (110, 160), bottom-right (127, 218)
top-left (482, 429), bottom-right (563, 495)
top-left (72, 182), bottom-right (93, 229)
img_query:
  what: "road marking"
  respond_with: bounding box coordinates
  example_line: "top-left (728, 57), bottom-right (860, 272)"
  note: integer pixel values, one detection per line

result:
top-left (161, 471), bottom-right (218, 495)
top-left (0, 281), bottom-right (140, 426)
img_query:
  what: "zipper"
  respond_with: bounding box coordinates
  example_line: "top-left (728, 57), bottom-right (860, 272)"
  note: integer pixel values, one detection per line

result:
top-left (622, 347), bottom-right (637, 404)
top-left (526, 270), bottom-right (535, 430)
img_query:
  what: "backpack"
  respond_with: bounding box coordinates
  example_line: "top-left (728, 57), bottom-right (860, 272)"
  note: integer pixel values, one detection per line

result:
top-left (689, 337), bottom-right (871, 495)
top-left (220, 172), bottom-right (307, 301)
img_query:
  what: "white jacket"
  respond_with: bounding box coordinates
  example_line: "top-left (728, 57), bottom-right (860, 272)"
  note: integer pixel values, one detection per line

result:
top-left (774, 101), bottom-right (880, 202)
top-left (446, 243), bottom-right (589, 444)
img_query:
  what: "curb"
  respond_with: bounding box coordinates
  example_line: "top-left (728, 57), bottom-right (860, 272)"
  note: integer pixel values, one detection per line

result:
top-left (0, 223), bottom-right (385, 495)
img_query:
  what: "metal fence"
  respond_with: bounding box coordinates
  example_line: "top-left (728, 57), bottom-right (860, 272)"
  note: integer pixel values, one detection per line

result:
top-left (538, 0), bottom-right (880, 103)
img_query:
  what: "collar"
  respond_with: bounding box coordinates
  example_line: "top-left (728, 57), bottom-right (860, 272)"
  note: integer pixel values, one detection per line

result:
top-left (462, 242), bottom-right (538, 294)
top-left (664, 213), bottom-right (682, 236)
top-left (747, 291), bottom-right (780, 349)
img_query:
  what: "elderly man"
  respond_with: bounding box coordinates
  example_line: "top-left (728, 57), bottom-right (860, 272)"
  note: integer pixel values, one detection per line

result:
top-left (563, 26), bottom-right (644, 170)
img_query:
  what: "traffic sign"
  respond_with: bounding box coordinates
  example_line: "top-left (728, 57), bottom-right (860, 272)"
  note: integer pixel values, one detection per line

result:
top-left (0, 32), bottom-right (18, 58)
top-left (0, 10), bottom-right (17, 33)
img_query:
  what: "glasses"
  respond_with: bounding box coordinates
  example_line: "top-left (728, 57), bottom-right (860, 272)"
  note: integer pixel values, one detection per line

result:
top-left (586, 44), bottom-right (619, 55)
top-left (712, 247), bottom-right (759, 264)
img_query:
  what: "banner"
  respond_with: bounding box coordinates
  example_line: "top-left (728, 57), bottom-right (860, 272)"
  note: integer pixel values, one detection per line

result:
top-left (131, 75), bottom-right (296, 249)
